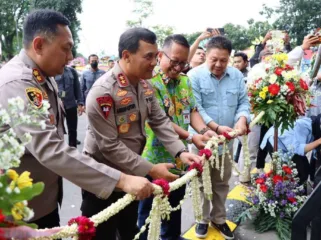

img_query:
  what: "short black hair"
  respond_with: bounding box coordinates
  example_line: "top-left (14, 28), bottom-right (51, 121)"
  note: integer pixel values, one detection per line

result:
top-left (163, 34), bottom-right (190, 50)
top-left (88, 54), bottom-right (99, 61)
top-left (108, 59), bottom-right (114, 63)
top-left (206, 36), bottom-right (232, 54)
top-left (197, 46), bottom-right (205, 51)
top-left (23, 9), bottom-right (70, 48)
top-left (234, 52), bottom-right (248, 62)
top-left (118, 28), bottom-right (157, 58)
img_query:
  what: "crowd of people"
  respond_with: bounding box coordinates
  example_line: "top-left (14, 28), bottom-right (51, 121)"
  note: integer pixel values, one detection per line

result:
top-left (0, 8), bottom-right (321, 240)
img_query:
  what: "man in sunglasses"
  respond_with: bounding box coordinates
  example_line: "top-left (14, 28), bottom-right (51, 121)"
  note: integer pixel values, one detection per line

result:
top-left (138, 34), bottom-right (216, 240)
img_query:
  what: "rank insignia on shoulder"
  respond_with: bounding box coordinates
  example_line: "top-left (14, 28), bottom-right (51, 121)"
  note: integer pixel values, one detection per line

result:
top-left (96, 96), bottom-right (113, 119)
top-left (118, 123), bottom-right (130, 134)
top-left (33, 68), bottom-right (45, 84)
top-left (120, 97), bottom-right (133, 106)
top-left (117, 73), bottom-right (129, 87)
top-left (25, 87), bottom-right (43, 108)
top-left (144, 89), bottom-right (153, 96)
top-left (116, 89), bottom-right (128, 97)
top-left (129, 113), bottom-right (137, 122)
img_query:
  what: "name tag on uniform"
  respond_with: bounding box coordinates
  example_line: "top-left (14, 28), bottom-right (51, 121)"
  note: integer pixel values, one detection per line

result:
top-left (183, 109), bottom-right (190, 124)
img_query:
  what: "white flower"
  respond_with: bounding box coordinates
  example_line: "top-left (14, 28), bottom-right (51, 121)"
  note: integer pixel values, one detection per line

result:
top-left (14, 187), bottom-right (20, 194)
top-left (6, 187), bottom-right (12, 194)
top-left (269, 74), bottom-right (278, 84)
top-left (23, 208), bottom-right (34, 221)
top-left (40, 120), bottom-right (46, 130)
top-left (0, 182), bottom-right (3, 188)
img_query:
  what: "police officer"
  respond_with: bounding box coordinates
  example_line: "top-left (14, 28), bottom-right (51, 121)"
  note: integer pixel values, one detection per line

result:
top-left (0, 9), bottom-right (154, 229)
top-left (82, 28), bottom-right (203, 240)
top-left (55, 65), bottom-right (84, 147)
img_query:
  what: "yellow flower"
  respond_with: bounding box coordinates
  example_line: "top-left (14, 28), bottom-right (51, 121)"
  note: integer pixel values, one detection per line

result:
top-left (16, 172), bottom-right (33, 189)
top-left (262, 87), bottom-right (269, 93)
top-left (7, 169), bottom-right (19, 181)
top-left (259, 91), bottom-right (266, 100)
top-left (11, 202), bottom-right (25, 221)
top-left (267, 100), bottom-right (273, 104)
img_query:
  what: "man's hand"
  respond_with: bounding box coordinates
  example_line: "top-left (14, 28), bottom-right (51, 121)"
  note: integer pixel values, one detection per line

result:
top-left (116, 174), bottom-right (154, 200)
top-left (149, 163), bottom-right (178, 182)
top-left (217, 126), bottom-right (233, 135)
top-left (192, 134), bottom-right (208, 149)
top-left (180, 152), bottom-right (204, 165)
top-left (302, 35), bottom-right (320, 50)
top-left (203, 129), bottom-right (217, 138)
top-left (262, 31), bottom-right (272, 44)
top-left (78, 105), bottom-right (85, 116)
top-left (234, 117), bottom-right (248, 136)
top-left (284, 33), bottom-right (290, 44)
top-left (197, 28), bottom-right (220, 42)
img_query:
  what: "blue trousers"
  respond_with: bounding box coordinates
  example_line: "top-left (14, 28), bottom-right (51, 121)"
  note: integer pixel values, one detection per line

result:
top-left (138, 176), bottom-right (186, 240)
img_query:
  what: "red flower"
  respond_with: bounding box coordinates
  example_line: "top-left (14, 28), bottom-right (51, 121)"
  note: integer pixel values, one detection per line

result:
top-left (68, 216), bottom-right (96, 240)
top-left (285, 64), bottom-right (294, 71)
top-left (273, 175), bottom-right (283, 184)
top-left (0, 228), bottom-right (4, 240)
top-left (188, 162), bottom-right (203, 176)
top-left (222, 132), bottom-right (233, 140)
top-left (288, 197), bottom-right (296, 203)
top-left (268, 84), bottom-right (280, 96)
top-left (282, 166), bottom-right (292, 174)
top-left (0, 210), bottom-right (4, 223)
top-left (274, 67), bottom-right (284, 76)
top-left (248, 92), bottom-right (253, 97)
top-left (153, 179), bottom-right (170, 196)
top-left (300, 79), bottom-right (308, 90)
top-left (199, 149), bottom-right (212, 159)
top-left (255, 78), bottom-right (262, 84)
top-left (255, 178), bottom-right (265, 185)
top-left (260, 184), bottom-right (268, 193)
top-left (285, 82), bottom-right (295, 92)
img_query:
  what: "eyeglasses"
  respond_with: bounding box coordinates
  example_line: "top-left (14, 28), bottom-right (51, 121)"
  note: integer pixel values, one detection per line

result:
top-left (163, 52), bottom-right (189, 69)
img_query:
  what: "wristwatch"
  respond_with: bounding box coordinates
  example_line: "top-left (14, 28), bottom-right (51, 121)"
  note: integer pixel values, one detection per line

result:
top-left (175, 147), bottom-right (189, 158)
top-left (185, 133), bottom-right (194, 144)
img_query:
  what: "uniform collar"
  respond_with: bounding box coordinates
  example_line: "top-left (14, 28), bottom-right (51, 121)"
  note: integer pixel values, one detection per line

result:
top-left (207, 66), bottom-right (230, 80)
top-left (112, 61), bottom-right (130, 88)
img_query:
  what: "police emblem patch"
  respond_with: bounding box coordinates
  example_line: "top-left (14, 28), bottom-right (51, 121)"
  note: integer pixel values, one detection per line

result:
top-left (116, 89), bottom-right (128, 97)
top-left (129, 113), bottom-right (137, 122)
top-left (96, 96), bottom-right (113, 119)
top-left (116, 115), bottom-right (128, 125)
top-left (25, 87), bottom-right (43, 108)
top-left (119, 123), bottom-right (130, 134)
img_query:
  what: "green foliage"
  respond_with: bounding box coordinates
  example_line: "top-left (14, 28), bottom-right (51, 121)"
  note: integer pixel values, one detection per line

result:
top-left (223, 23), bottom-right (250, 51)
top-left (0, 0), bottom-right (82, 60)
top-left (151, 25), bottom-right (174, 47)
top-left (261, 0), bottom-right (321, 45)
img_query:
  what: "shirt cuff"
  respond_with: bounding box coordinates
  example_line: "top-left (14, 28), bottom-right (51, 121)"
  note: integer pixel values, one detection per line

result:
top-left (297, 143), bottom-right (306, 156)
top-left (235, 112), bottom-right (251, 124)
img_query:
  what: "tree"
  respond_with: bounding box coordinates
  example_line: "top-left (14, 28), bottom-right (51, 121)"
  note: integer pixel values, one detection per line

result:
top-left (183, 32), bottom-right (202, 46)
top-left (247, 19), bottom-right (272, 42)
top-left (261, 0), bottom-right (321, 45)
top-left (223, 23), bottom-right (250, 51)
top-left (0, 0), bottom-right (82, 60)
top-left (151, 25), bottom-right (174, 47)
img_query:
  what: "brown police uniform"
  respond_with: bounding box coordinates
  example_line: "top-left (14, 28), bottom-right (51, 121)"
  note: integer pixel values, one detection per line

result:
top-left (0, 50), bottom-right (121, 228)
top-left (82, 62), bottom-right (185, 240)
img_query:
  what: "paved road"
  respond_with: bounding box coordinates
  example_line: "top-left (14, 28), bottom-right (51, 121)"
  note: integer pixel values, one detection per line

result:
top-left (60, 115), bottom-right (279, 239)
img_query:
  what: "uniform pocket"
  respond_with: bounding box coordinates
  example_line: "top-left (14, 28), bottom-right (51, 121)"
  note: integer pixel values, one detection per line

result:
top-left (226, 89), bottom-right (238, 106)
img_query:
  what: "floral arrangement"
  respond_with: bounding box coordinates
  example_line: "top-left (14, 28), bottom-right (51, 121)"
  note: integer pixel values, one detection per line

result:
top-left (239, 152), bottom-right (306, 240)
top-left (0, 97), bottom-right (50, 235)
top-left (248, 52), bottom-right (311, 132)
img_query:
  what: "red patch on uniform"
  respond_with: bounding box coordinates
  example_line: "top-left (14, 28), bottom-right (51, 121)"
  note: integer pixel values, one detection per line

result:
top-left (96, 96), bottom-right (113, 119)
top-left (117, 73), bottom-right (129, 87)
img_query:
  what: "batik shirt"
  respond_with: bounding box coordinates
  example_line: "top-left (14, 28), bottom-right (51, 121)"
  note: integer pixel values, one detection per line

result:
top-left (142, 68), bottom-right (197, 168)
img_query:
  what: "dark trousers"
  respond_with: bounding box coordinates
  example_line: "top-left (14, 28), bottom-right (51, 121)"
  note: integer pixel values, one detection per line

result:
top-left (138, 176), bottom-right (185, 240)
top-left (81, 191), bottom-right (139, 240)
top-left (265, 142), bottom-right (310, 185)
top-left (65, 106), bottom-right (78, 147)
top-left (256, 124), bottom-right (271, 169)
top-left (31, 208), bottom-right (60, 229)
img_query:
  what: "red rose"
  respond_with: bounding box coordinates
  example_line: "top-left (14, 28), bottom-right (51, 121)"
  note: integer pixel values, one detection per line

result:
top-left (288, 197), bottom-right (296, 203)
top-left (300, 79), bottom-right (308, 90)
top-left (222, 131), bottom-right (233, 140)
top-left (68, 216), bottom-right (96, 240)
top-left (273, 175), bottom-right (283, 184)
top-left (260, 184), bottom-right (268, 193)
top-left (0, 210), bottom-right (4, 223)
top-left (282, 166), bottom-right (292, 174)
top-left (188, 162), bottom-right (203, 176)
top-left (153, 179), bottom-right (170, 196)
top-left (248, 92), bottom-right (253, 97)
top-left (199, 149), bottom-right (212, 159)
top-left (285, 64), bottom-right (294, 70)
top-left (274, 67), bottom-right (284, 76)
top-left (285, 82), bottom-right (295, 92)
top-left (268, 84), bottom-right (280, 96)
top-left (255, 178), bottom-right (265, 184)
top-left (265, 170), bottom-right (273, 177)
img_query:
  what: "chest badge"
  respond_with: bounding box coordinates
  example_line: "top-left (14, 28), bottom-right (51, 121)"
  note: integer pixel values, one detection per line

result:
top-left (119, 123), bottom-right (130, 134)
top-left (96, 96), bottom-right (113, 119)
top-left (25, 87), bottom-right (43, 109)
top-left (116, 89), bottom-right (128, 97)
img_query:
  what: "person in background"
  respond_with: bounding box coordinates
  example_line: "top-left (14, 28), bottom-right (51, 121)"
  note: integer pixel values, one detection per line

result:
top-left (233, 52), bottom-right (249, 78)
top-left (80, 54), bottom-right (105, 103)
top-left (107, 59), bottom-right (115, 71)
top-left (55, 65), bottom-right (85, 147)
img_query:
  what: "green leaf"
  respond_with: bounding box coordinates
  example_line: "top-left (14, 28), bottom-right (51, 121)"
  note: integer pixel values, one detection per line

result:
top-left (13, 220), bottom-right (38, 229)
top-left (10, 182), bottom-right (44, 202)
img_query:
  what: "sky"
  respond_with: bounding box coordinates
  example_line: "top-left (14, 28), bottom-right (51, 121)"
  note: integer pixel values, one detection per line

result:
top-left (77, 0), bottom-right (280, 58)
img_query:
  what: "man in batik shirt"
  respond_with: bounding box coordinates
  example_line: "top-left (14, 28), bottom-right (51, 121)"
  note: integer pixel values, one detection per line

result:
top-left (138, 34), bottom-right (216, 240)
